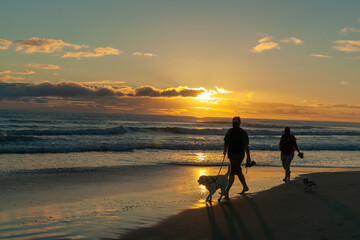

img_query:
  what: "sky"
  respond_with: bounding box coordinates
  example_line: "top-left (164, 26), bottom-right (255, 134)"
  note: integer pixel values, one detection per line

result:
top-left (0, 0), bottom-right (359, 122)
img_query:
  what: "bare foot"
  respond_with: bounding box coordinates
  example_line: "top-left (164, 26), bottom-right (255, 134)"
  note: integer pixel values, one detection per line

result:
top-left (240, 186), bottom-right (249, 195)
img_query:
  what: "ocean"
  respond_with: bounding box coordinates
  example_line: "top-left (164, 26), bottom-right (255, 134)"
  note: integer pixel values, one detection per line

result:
top-left (0, 109), bottom-right (359, 172)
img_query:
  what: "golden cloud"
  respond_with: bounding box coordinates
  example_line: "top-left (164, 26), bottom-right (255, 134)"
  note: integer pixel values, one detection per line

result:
top-left (62, 47), bottom-right (122, 59)
top-left (0, 38), bottom-right (12, 50)
top-left (0, 70), bottom-right (35, 74)
top-left (252, 41), bottom-right (280, 53)
top-left (339, 27), bottom-right (360, 34)
top-left (252, 35), bottom-right (303, 53)
top-left (311, 54), bottom-right (331, 58)
top-left (26, 64), bottom-right (60, 69)
top-left (133, 52), bottom-right (159, 57)
top-left (0, 75), bottom-right (25, 81)
top-left (13, 37), bottom-right (87, 53)
top-left (333, 40), bottom-right (360, 53)
top-left (280, 37), bottom-right (303, 44)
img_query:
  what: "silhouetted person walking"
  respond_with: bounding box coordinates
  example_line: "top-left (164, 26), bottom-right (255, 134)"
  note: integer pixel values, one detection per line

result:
top-left (279, 127), bottom-right (303, 182)
top-left (224, 116), bottom-right (252, 198)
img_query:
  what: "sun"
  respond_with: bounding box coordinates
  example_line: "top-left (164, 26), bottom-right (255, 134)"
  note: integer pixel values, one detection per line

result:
top-left (195, 89), bottom-right (217, 100)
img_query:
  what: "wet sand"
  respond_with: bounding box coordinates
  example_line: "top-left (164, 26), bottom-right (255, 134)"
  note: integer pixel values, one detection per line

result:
top-left (0, 165), bottom-right (358, 239)
top-left (121, 170), bottom-right (360, 240)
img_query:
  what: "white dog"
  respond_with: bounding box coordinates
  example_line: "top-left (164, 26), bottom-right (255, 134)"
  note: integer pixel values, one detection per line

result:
top-left (198, 165), bottom-right (230, 202)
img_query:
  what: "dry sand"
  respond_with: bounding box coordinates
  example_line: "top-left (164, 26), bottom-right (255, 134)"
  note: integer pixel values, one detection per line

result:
top-left (121, 171), bottom-right (360, 240)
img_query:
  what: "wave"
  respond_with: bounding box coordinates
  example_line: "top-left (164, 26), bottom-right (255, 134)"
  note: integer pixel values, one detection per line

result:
top-left (2, 126), bottom-right (127, 136)
top-left (1, 142), bottom-right (359, 154)
top-left (2, 126), bottom-right (360, 137)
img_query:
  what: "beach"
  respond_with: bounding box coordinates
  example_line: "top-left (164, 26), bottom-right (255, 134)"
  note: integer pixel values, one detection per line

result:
top-left (121, 170), bottom-right (360, 240)
top-left (1, 163), bottom-right (358, 239)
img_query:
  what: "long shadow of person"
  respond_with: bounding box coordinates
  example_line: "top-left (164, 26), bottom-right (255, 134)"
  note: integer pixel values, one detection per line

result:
top-left (206, 202), bottom-right (226, 240)
top-left (243, 195), bottom-right (275, 240)
top-left (220, 201), bottom-right (254, 240)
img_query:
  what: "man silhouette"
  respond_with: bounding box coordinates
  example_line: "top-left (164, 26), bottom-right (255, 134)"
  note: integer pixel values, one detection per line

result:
top-left (224, 116), bottom-right (252, 199)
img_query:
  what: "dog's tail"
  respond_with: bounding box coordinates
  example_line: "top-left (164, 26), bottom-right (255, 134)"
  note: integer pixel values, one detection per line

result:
top-left (225, 164), bottom-right (231, 177)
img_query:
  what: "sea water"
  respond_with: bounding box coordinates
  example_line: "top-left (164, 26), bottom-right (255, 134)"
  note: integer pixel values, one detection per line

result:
top-left (0, 109), bottom-right (359, 172)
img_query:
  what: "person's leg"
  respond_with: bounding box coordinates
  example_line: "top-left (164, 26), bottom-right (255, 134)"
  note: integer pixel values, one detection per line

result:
top-left (285, 154), bottom-right (294, 180)
top-left (281, 154), bottom-right (287, 181)
top-left (238, 169), bottom-right (249, 194)
top-left (226, 174), bottom-right (235, 193)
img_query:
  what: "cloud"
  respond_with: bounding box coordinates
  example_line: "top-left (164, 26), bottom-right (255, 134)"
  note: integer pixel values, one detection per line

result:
top-left (0, 81), bottom-right (125, 99)
top-left (80, 80), bottom-right (126, 85)
top-left (132, 86), bottom-right (204, 97)
top-left (251, 35), bottom-right (280, 53)
top-left (339, 27), bottom-right (360, 34)
top-left (25, 64), bottom-right (60, 69)
top-left (0, 75), bottom-right (25, 81)
top-left (62, 47), bottom-right (122, 59)
top-left (338, 80), bottom-right (349, 86)
top-left (280, 37), bottom-right (303, 44)
top-left (311, 54), bottom-right (331, 58)
top-left (13, 37), bottom-right (87, 53)
top-left (15, 70), bottom-right (36, 74)
top-left (215, 87), bottom-right (232, 94)
top-left (0, 81), bottom-right (216, 100)
top-left (252, 34), bottom-right (303, 53)
top-left (0, 38), bottom-right (12, 50)
top-left (333, 40), bottom-right (360, 52)
top-left (133, 52), bottom-right (159, 57)
top-left (0, 70), bottom-right (35, 75)
top-left (258, 35), bottom-right (274, 43)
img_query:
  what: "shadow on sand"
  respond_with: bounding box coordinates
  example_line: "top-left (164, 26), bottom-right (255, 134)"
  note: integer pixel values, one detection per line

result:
top-left (206, 196), bottom-right (276, 240)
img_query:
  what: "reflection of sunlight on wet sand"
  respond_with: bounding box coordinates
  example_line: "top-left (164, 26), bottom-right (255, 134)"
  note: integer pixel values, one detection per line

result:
top-left (196, 168), bottom-right (209, 194)
top-left (191, 199), bottom-right (207, 209)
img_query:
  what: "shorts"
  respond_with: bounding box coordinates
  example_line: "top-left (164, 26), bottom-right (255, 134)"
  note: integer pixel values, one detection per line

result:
top-left (229, 158), bottom-right (244, 175)
top-left (281, 153), bottom-right (294, 163)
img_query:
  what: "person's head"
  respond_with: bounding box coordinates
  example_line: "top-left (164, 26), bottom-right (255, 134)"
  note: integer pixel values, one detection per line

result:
top-left (232, 116), bottom-right (241, 128)
top-left (284, 127), bottom-right (291, 135)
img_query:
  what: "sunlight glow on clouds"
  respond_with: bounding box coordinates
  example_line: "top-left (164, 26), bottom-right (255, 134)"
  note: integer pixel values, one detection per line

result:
top-left (0, 36), bottom-right (121, 59)
top-left (333, 40), bottom-right (360, 52)
top-left (80, 80), bottom-right (126, 85)
top-left (252, 35), bottom-right (280, 53)
top-left (26, 64), bottom-right (60, 69)
top-left (62, 47), bottom-right (122, 59)
top-left (339, 27), bottom-right (360, 34)
top-left (0, 38), bottom-right (12, 50)
top-left (13, 37), bottom-right (87, 53)
top-left (133, 52), bottom-right (158, 57)
top-left (0, 70), bottom-right (35, 74)
top-left (252, 35), bottom-right (303, 53)
top-left (280, 37), bottom-right (303, 44)
top-left (0, 75), bottom-right (25, 81)
top-left (311, 54), bottom-right (331, 58)
top-left (0, 80), bottom-right (233, 101)
top-left (338, 80), bottom-right (349, 86)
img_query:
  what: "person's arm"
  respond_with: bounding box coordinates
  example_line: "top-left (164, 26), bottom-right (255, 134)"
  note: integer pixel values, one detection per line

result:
top-left (295, 142), bottom-right (300, 153)
top-left (245, 144), bottom-right (251, 163)
top-left (293, 136), bottom-right (300, 153)
top-left (224, 142), bottom-right (228, 156)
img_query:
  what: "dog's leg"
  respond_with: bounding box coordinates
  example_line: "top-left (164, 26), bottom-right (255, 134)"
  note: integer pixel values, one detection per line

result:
top-left (218, 187), bottom-right (226, 201)
top-left (207, 189), bottom-right (216, 202)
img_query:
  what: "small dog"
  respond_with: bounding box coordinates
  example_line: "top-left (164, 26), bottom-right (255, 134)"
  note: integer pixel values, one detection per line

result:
top-left (303, 178), bottom-right (317, 191)
top-left (198, 165), bottom-right (230, 202)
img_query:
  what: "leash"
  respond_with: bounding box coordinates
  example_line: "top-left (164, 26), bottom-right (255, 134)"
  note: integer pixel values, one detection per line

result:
top-left (210, 154), bottom-right (226, 184)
